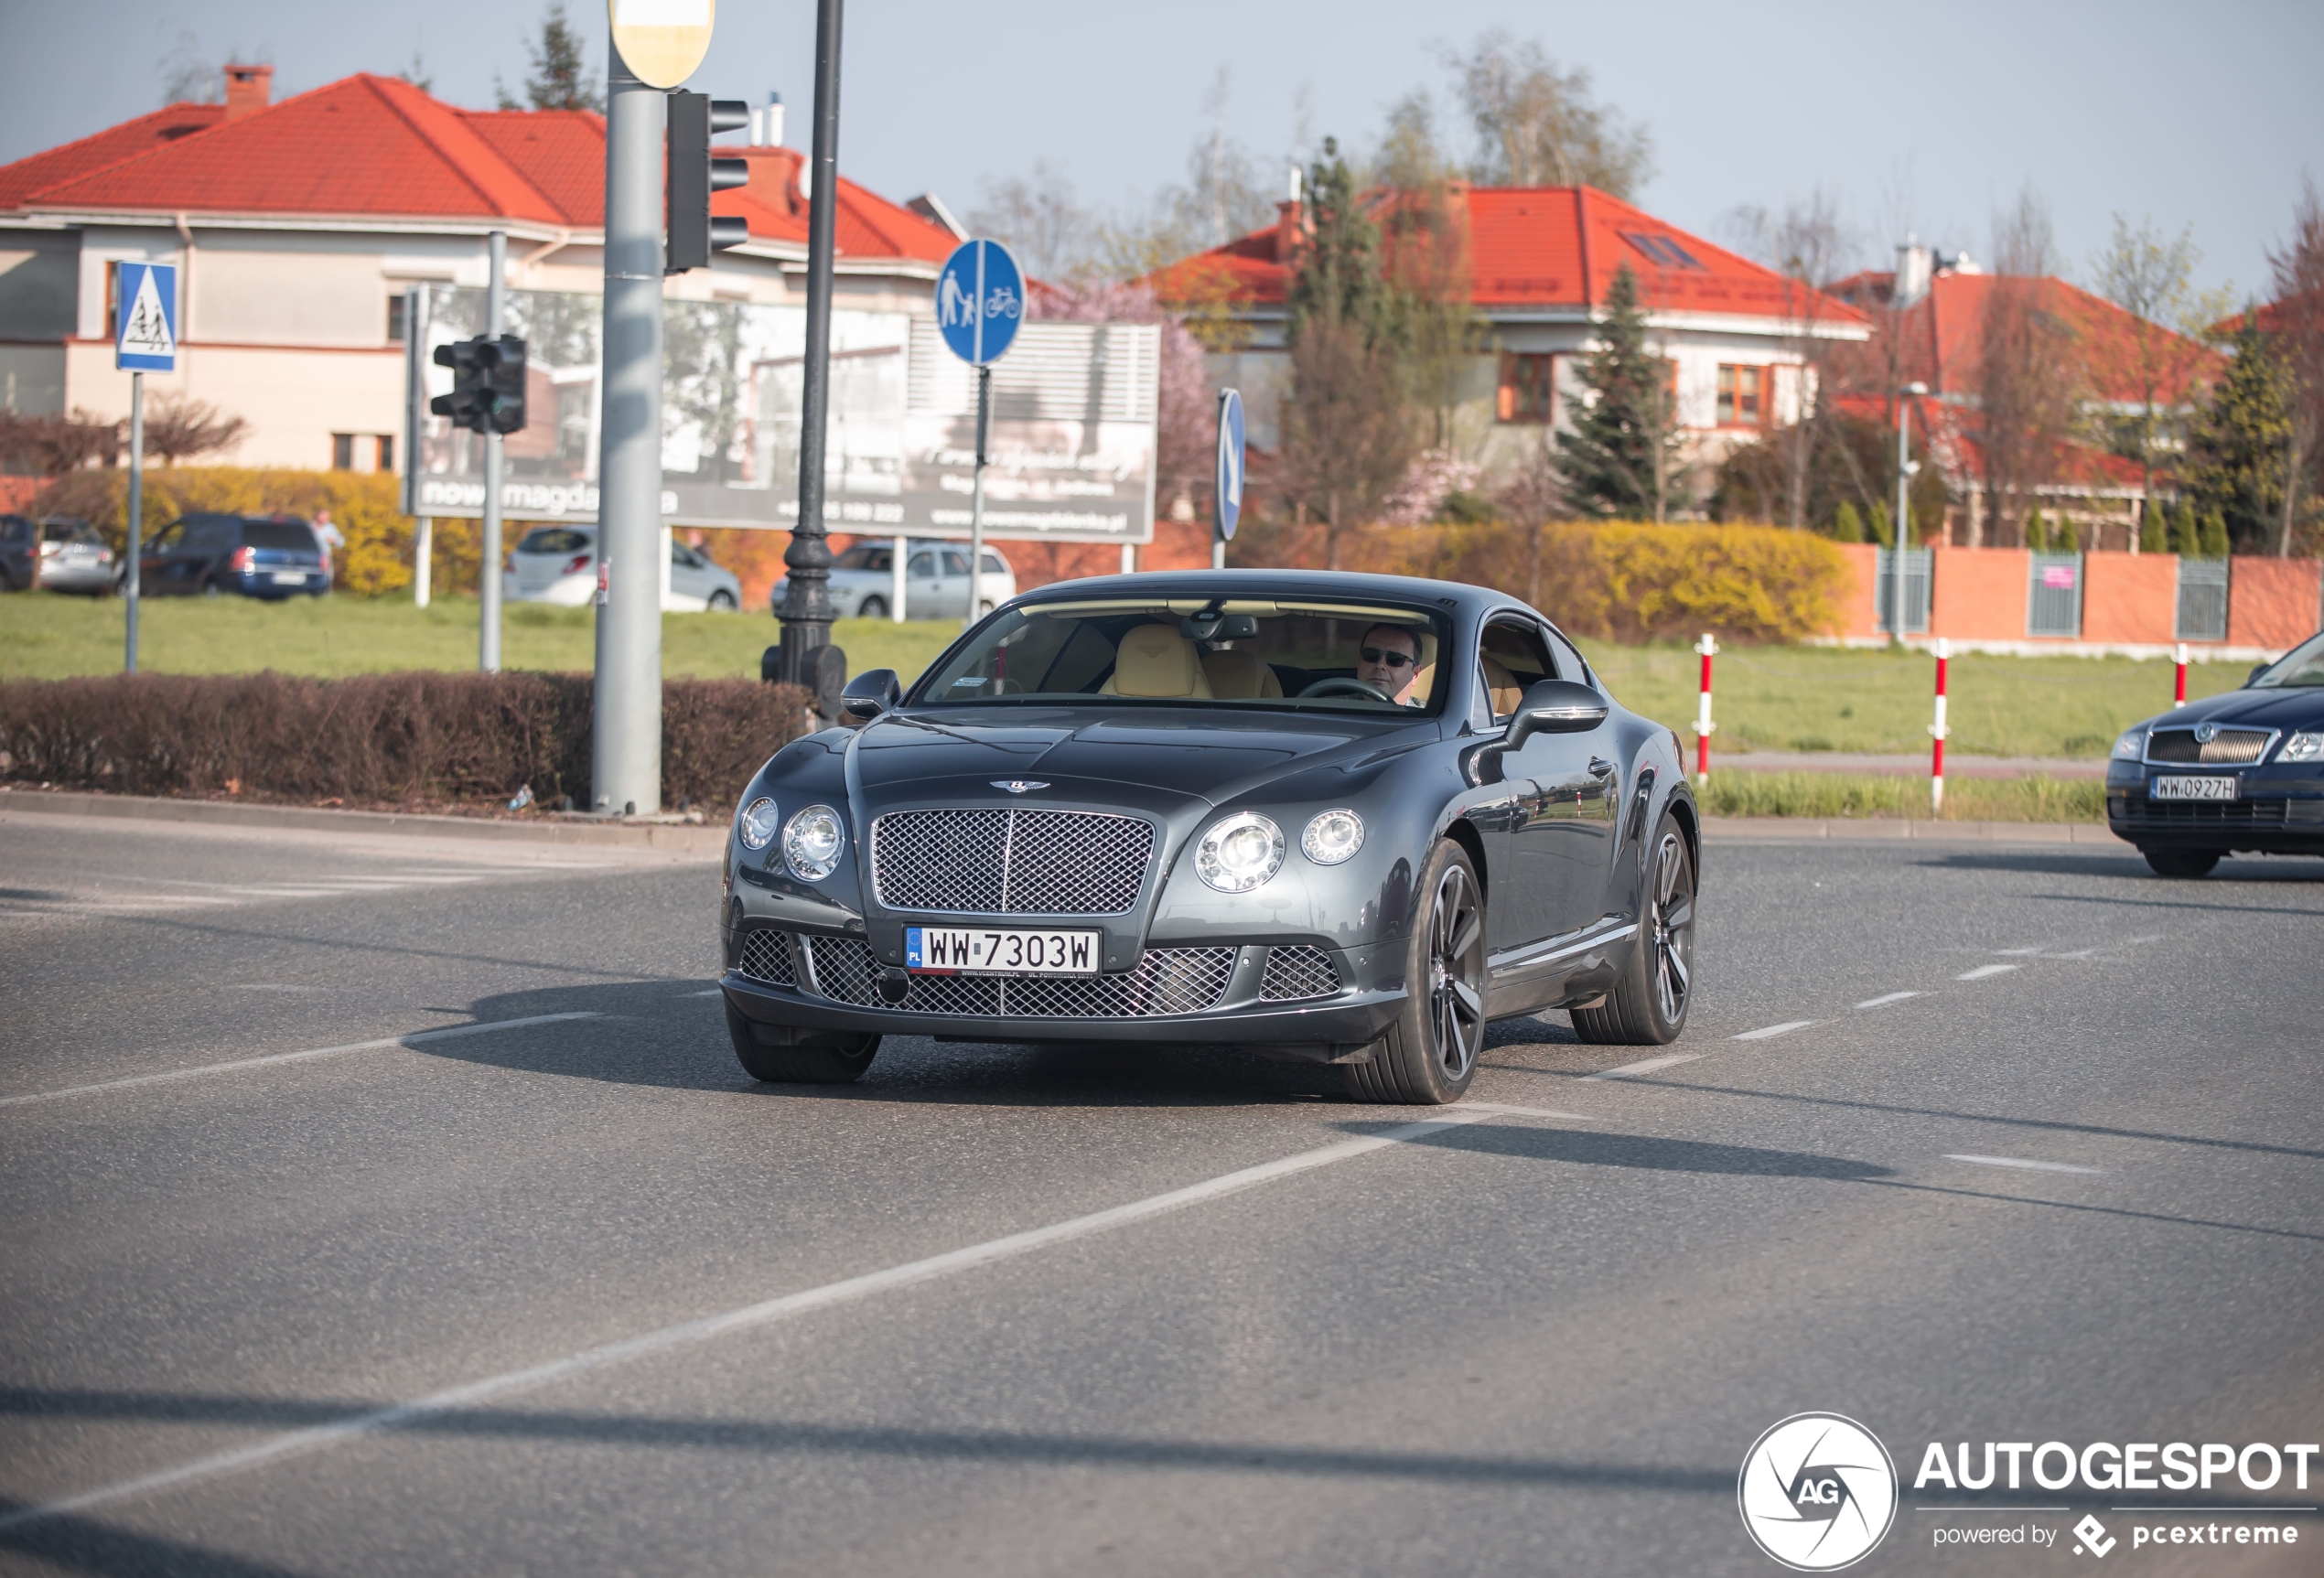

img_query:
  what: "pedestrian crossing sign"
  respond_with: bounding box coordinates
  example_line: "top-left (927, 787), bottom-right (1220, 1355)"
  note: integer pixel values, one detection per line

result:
top-left (114, 262), bottom-right (178, 372)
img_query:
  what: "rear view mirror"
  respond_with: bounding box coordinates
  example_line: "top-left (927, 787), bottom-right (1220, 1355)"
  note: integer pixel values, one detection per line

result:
top-left (841, 668), bottom-right (901, 722)
top-left (1182, 611), bottom-right (1259, 642)
top-left (1506, 679), bottom-right (1609, 748)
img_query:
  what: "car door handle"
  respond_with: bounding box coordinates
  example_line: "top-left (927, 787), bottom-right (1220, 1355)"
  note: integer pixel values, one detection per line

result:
top-left (1587, 757), bottom-right (1615, 778)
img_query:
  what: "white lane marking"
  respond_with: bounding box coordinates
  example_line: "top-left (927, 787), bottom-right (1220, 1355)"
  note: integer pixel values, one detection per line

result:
top-left (0, 1013), bottom-right (601, 1109)
top-left (1733, 1020), bottom-right (1814, 1041)
top-left (1458, 1100), bottom-right (1601, 1121)
top-left (229, 984), bottom-right (328, 993)
top-left (1943, 1154), bottom-right (2105, 1175)
top-left (1582, 1052), bottom-right (1705, 1080)
top-left (1853, 991), bottom-right (1920, 1010)
top-left (683, 989), bottom-right (723, 998)
top-left (1993, 947), bottom-right (2045, 956)
top-left (0, 1106), bottom-right (1503, 1531)
top-left (1956, 964), bottom-right (2019, 981)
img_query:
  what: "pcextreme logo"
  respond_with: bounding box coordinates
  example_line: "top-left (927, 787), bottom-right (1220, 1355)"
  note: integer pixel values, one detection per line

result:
top-left (1739, 1413), bottom-right (1900, 1571)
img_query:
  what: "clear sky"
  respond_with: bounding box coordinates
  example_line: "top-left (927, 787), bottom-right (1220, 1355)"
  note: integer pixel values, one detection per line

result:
top-left (6, 0), bottom-right (2319, 304)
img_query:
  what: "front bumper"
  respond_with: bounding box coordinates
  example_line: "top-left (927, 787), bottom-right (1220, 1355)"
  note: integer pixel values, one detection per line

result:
top-left (2106, 765), bottom-right (2324, 853)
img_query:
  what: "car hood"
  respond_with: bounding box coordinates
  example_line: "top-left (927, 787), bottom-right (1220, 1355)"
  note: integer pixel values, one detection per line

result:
top-left (844, 706), bottom-right (1436, 813)
top-left (2148, 687), bottom-right (2324, 732)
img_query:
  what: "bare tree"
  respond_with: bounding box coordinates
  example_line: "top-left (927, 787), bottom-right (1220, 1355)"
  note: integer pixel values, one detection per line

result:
top-left (0, 410), bottom-right (121, 476)
top-left (2090, 213), bottom-right (2235, 515)
top-left (1442, 29), bottom-right (1652, 199)
top-left (1724, 191), bottom-right (1855, 528)
top-left (142, 392), bottom-right (249, 466)
top-left (156, 31), bottom-right (222, 105)
top-left (1372, 93), bottom-right (1483, 451)
top-left (2267, 176), bottom-right (2324, 556)
top-left (968, 163), bottom-right (1100, 284)
top-left (1974, 188), bottom-right (2079, 546)
top-left (1277, 305), bottom-right (1417, 568)
top-left (1497, 425), bottom-right (1565, 608)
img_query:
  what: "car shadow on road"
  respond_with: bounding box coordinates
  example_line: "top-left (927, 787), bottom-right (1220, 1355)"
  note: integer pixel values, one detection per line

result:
top-left (0, 1505), bottom-right (318, 1578)
top-left (1369, 1122), bottom-right (1895, 1181)
top-left (1917, 850), bottom-right (2324, 884)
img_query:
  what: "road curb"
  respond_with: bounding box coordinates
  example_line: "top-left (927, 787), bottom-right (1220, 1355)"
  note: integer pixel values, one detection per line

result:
top-left (0, 788), bottom-right (728, 853)
top-left (1702, 815), bottom-right (2118, 844)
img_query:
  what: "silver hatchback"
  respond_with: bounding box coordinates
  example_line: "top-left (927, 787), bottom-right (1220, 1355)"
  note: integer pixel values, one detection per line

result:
top-left (504, 525), bottom-right (743, 612)
top-left (36, 518), bottom-right (117, 595)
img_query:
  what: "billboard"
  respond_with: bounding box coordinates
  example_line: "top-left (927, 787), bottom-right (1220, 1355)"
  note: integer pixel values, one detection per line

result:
top-left (403, 284), bottom-right (1158, 542)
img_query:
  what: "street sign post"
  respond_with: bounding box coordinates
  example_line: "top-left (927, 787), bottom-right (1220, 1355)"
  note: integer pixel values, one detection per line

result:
top-left (114, 261), bottom-right (177, 674)
top-left (1213, 387), bottom-right (1243, 570)
top-left (935, 238), bottom-right (1022, 624)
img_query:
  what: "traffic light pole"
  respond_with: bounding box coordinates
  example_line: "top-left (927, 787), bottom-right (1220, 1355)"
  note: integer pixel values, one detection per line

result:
top-left (480, 228), bottom-right (506, 672)
top-left (593, 45), bottom-right (665, 816)
top-left (774, 0), bottom-right (845, 713)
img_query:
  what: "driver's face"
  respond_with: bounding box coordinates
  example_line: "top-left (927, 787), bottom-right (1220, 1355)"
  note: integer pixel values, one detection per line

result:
top-left (1356, 628), bottom-right (1421, 702)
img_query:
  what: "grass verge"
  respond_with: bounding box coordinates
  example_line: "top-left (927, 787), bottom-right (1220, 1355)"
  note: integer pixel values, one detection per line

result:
top-left (1698, 771), bottom-right (2106, 822)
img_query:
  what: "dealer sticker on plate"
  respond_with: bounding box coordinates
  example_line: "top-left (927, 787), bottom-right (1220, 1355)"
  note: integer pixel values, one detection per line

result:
top-left (2151, 776), bottom-right (2238, 801)
top-left (906, 927), bottom-right (1100, 975)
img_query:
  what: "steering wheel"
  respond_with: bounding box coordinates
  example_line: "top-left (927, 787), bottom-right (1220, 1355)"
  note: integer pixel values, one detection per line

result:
top-left (1298, 676), bottom-right (1393, 703)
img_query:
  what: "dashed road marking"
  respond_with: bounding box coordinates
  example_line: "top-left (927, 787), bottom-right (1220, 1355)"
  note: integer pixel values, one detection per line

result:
top-left (1582, 1052), bottom-right (1705, 1080)
top-left (1854, 991), bottom-right (1920, 1010)
top-left (1956, 964), bottom-right (2020, 981)
top-left (1943, 1154), bottom-right (2104, 1175)
top-left (1733, 1020), bottom-right (1815, 1041)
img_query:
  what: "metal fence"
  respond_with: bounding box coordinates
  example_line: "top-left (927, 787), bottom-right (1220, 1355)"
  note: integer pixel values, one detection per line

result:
top-left (2174, 558), bottom-right (2230, 642)
top-left (1874, 548), bottom-right (1931, 635)
top-left (2026, 553), bottom-right (2083, 638)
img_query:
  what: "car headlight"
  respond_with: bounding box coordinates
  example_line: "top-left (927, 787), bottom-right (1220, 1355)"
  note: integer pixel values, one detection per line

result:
top-left (737, 796), bottom-right (780, 850)
top-left (2280, 731), bottom-right (2324, 764)
top-left (2111, 729), bottom-right (2146, 761)
top-left (1301, 808), bottom-right (1364, 865)
top-left (1196, 811), bottom-right (1284, 894)
top-left (783, 804), bottom-right (845, 880)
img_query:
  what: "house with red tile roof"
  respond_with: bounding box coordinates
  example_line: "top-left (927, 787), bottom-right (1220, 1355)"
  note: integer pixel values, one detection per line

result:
top-left (1145, 182), bottom-right (1868, 502)
top-left (0, 66), bottom-right (963, 471)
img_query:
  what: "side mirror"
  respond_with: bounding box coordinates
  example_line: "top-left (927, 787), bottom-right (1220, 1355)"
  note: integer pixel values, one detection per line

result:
top-left (1506, 678), bottom-right (1609, 748)
top-left (2246, 662), bottom-right (2271, 687)
top-left (841, 668), bottom-right (901, 723)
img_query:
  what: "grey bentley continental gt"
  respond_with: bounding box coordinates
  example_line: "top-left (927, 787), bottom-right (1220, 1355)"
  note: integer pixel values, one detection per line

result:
top-left (717, 570), bottom-right (1699, 1104)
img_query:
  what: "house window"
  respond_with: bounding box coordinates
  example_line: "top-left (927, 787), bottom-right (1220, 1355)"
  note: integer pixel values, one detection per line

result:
top-left (332, 433), bottom-right (356, 470)
top-left (1716, 365), bottom-right (1765, 426)
top-left (1498, 353), bottom-right (1555, 424)
top-left (387, 294), bottom-right (406, 343)
top-left (1621, 232), bottom-right (1704, 270)
top-left (375, 435), bottom-right (395, 472)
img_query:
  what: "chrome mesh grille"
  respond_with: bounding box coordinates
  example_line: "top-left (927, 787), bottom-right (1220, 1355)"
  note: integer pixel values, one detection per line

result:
top-left (737, 928), bottom-right (796, 987)
top-left (870, 808), bottom-right (1154, 915)
top-left (802, 936), bottom-right (1235, 1018)
top-left (2114, 797), bottom-right (2288, 828)
top-left (2146, 727), bottom-right (2273, 765)
top-left (1259, 945), bottom-right (1340, 1002)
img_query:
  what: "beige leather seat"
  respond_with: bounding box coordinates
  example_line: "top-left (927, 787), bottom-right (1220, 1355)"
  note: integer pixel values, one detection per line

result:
top-left (1480, 656), bottom-right (1524, 717)
top-left (1403, 630), bottom-right (1440, 707)
top-left (1201, 649), bottom-right (1283, 699)
top-left (1100, 623), bottom-right (1215, 698)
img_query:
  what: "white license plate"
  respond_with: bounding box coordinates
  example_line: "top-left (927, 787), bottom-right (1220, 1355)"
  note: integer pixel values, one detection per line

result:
top-left (271, 571), bottom-right (307, 584)
top-left (2151, 775), bottom-right (2237, 800)
top-left (905, 926), bottom-right (1099, 975)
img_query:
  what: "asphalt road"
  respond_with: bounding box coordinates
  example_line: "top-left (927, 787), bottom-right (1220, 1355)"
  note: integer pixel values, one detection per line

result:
top-left (2, 805), bottom-right (2319, 1577)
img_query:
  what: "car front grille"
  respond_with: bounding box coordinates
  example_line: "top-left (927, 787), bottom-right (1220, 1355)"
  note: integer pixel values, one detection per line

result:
top-left (737, 928), bottom-right (796, 987)
top-left (1259, 945), bottom-right (1340, 1002)
top-left (869, 808), bottom-right (1155, 915)
top-left (2146, 726), bottom-right (2274, 765)
top-left (2112, 796), bottom-right (2290, 828)
top-left (801, 935), bottom-right (1235, 1018)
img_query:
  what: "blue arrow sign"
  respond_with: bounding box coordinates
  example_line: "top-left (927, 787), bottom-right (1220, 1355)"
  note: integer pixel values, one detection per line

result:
top-left (114, 262), bottom-right (178, 373)
top-left (1215, 387), bottom-right (1244, 542)
top-left (935, 240), bottom-right (1024, 366)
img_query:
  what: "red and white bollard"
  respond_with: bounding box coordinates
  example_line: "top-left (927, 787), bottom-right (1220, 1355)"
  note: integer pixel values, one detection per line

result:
top-left (1929, 638), bottom-right (1951, 813)
top-left (1694, 632), bottom-right (1717, 787)
top-left (2174, 641), bottom-right (2189, 706)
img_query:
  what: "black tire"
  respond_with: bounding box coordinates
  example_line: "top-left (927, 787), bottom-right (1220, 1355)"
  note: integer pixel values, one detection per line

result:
top-left (706, 589), bottom-right (737, 612)
top-left (1344, 838), bottom-right (1487, 1104)
top-left (1573, 813), bottom-right (1695, 1046)
top-left (856, 595), bottom-right (888, 620)
top-left (2142, 847), bottom-right (2221, 878)
top-left (726, 999), bottom-right (879, 1084)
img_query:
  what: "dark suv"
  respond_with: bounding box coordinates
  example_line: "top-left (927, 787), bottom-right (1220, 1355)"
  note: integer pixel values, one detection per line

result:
top-left (0, 513), bottom-right (35, 591)
top-left (140, 513), bottom-right (329, 598)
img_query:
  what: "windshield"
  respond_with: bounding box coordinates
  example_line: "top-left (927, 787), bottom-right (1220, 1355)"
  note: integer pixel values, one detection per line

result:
top-left (912, 596), bottom-right (1451, 714)
top-left (2250, 633), bottom-right (2324, 688)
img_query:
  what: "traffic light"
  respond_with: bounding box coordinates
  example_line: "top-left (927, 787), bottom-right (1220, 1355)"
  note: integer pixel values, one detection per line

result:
top-left (667, 91), bottom-right (751, 274)
top-left (430, 335), bottom-right (527, 435)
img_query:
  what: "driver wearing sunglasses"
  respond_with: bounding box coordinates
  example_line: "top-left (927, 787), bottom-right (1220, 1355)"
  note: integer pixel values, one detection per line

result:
top-left (1356, 624), bottom-right (1424, 704)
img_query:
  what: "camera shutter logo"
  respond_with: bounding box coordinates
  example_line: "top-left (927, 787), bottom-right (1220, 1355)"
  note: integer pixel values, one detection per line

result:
top-left (1738, 1413), bottom-right (1898, 1571)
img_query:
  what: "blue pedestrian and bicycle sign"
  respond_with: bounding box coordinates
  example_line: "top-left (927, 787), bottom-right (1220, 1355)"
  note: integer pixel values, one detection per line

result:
top-left (114, 261), bottom-right (178, 373)
top-left (935, 239), bottom-right (1023, 366)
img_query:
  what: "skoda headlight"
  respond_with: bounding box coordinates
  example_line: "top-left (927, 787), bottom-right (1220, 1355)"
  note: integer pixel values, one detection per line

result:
top-left (2280, 731), bottom-right (2324, 764)
top-left (2111, 729), bottom-right (2146, 761)
top-left (1196, 811), bottom-right (1285, 894)
top-left (783, 804), bottom-right (845, 881)
top-left (1301, 808), bottom-right (1364, 865)
top-left (737, 796), bottom-right (780, 851)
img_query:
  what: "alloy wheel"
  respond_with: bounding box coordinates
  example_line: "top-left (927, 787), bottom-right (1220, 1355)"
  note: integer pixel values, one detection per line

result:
top-left (1427, 862), bottom-right (1486, 1079)
top-left (1649, 830), bottom-right (1695, 1025)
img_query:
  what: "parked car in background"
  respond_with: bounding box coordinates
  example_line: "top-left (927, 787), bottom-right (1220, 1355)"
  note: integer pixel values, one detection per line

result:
top-left (0, 514), bottom-right (34, 591)
top-left (139, 514), bottom-right (329, 598)
top-left (2107, 629), bottom-right (2324, 876)
top-left (503, 525), bottom-right (742, 612)
top-left (35, 517), bottom-right (116, 595)
top-left (771, 539), bottom-right (1016, 620)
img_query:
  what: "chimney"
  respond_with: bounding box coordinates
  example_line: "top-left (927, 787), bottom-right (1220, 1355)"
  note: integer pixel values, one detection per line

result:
top-left (750, 91), bottom-right (783, 147)
top-left (1893, 237), bottom-right (1933, 309)
top-left (224, 63), bottom-right (273, 121)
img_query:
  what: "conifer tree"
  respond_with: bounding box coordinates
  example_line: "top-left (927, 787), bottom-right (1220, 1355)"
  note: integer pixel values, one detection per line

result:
top-left (1867, 501), bottom-right (1894, 547)
top-left (1831, 500), bottom-right (1863, 542)
top-left (1555, 263), bottom-right (1683, 520)
top-left (2170, 499), bottom-right (2201, 557)
top-left (2199, 509), bottom-right (2231, 560)
top-left (2138, 498), bottom-right (2168, 554)
top-left (2183, 319), bottom-right (2292, 552)
top-left (2025, 509), bottom-right (2049, 552)
top-left (498, 2), bottom-right (601, 113)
